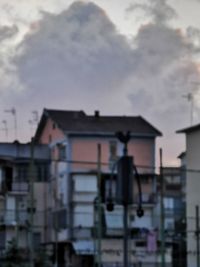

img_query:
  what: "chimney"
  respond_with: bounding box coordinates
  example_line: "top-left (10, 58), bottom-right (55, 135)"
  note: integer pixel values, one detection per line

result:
top-left (94, 110), bottom-right (100, 118)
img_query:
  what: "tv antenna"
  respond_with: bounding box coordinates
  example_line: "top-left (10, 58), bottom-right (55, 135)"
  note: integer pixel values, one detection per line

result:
top-left (4, 108), bottom-right (17, 140)
top-left (2, 120), bottom-right (8, 141)
top-left (183, 81), bottom-right (200, 125)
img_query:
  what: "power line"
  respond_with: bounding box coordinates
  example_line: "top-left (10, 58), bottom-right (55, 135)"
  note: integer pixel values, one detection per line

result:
top-left (51, 158), bottom-right (200, 175)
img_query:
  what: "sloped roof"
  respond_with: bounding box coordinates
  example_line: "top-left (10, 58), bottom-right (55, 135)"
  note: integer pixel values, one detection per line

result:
top-left (35, 108), bottom-right (162, 141)
top-left (176, 123), bottom-right (200, 134)
top-left (177, 151), bottom-right (186, 159)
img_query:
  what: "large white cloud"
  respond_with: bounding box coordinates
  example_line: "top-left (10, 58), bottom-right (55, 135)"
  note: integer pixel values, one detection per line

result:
top-left (128, 23), bottom-right (200, 122)
top-left (13, 1), bottom-right (135, 111)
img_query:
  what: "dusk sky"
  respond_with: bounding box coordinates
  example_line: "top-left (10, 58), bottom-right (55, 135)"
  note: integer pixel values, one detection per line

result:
top-left (1, 0), bottom-right (200, 166)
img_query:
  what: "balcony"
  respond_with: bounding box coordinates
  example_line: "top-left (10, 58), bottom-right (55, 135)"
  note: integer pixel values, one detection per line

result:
top-left (134, 193), bottom-right (156, 205)
top-left (0, 181), bottom-right (29, 194)
top-left (0, 209), bottom-right (28, 226)
top-left (130, 227), bottom-right (149, 240)
top-left (10, 182), bottom-right (28, 194)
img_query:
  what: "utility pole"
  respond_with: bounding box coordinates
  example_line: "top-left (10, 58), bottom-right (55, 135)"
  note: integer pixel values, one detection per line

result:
top-left (106, 131), bottom-right (144, 267)
top-left (15, 196), bottom-right (19, 248)
top-left (54, 187), bottom-right (58, 267)
top-left (123, 145), bottom-right (129, 267)
top-left (29, 138), bottom-right (35, 267)
top-left (160, 148), bottom-right (165, 267)
top-left (196, 205), bottom-right (200, 267)
top-left (116, 131), bottom-right (132, 267)
top-left (183, 93), bottom-right (194, 125)
top-left (96, 144), bottom-right (102, 267)
top-left (28, 120), bottom-right (34, 137)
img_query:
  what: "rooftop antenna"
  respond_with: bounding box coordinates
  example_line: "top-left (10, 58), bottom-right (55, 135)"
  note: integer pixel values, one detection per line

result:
top-left (28, 120), bottom-right (34, 137)
top-left (182, 92), bottom-right (194, 125)
top-left (28, 111), bottom-right (39, 138)
top-left (32, 110), bottom-right (39, 124)
top-left (183, 81), bottom-right (200, 126)
top-left (4, 107), bottom-right (17, 140)
top-left (2, 120), bottom-right (8, 141)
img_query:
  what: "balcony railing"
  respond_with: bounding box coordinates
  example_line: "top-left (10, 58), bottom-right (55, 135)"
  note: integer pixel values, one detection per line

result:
top-left (134, 193), bottom-right (156, 204)
top-left (0, 210), bottom-right (28, 226)
top-left (11, 182), bottom-right (28, 192)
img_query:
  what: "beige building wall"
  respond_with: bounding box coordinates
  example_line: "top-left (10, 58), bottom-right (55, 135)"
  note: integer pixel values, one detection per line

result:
top-left (185, 129), bottom-right (200, 267)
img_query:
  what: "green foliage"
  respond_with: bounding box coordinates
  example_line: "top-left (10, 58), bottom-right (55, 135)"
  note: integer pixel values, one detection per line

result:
top-left (4, 239), bottom-right (25, 267)
top-left (3, 239), bottom-right (52, 267)
top-left (34, 248), bottom-right (51, 267)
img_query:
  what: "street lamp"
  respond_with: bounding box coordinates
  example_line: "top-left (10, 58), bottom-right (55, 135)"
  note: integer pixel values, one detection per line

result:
top-left (106, 131), bottom-right (144, 267)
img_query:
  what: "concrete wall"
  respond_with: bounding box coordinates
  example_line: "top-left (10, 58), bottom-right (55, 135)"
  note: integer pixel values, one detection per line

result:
top-left (185, 129), bottom-right (200, 267)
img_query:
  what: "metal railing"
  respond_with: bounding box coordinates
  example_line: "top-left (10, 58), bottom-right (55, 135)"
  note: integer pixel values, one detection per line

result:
top-left (0, 210), bottom-right (28, 225)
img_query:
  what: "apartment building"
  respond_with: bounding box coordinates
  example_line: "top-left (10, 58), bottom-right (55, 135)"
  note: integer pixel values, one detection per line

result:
top-left (34, 108), bottom-right (164, 267)
top-left (0, 141), bottom-right (50, 261)
top-left (177, 124), bottom-right (200, 267)
top-left (154, 166), bottom-right (186, 267)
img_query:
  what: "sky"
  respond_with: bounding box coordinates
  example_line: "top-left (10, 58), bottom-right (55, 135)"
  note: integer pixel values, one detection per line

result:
top-left (0, 0), bottom-right (200, 166)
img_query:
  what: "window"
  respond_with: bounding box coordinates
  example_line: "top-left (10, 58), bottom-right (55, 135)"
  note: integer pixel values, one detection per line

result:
top-left (100, 173), bottom-right (116, 203)
top-left (105, 207), bottom-right (123, 229)
top-left (33, 232), bottom-right (41, 249)
top-left (17, 164), bottom-right (28, 182)
top-left (58, 144), bottom-right (66, 160)
top-left (164, 197), bottom-right (174, 210)
top-left (53, 209), bottom-right (67, 230)
top-left (59, 192), bottom-right (64, 207)
top-left (109, 141), bottom-right (117, 160)
top-left (36, 163), bottom-right (49, 181)
top-left (109, 141), bottom-right (118, 170)
top-left (165, 218), bottom-right (175, 230)
top-left (74, 175), bottom-right (97, 192)
top-left (4, 167), bottom-right (13, 191)
top-left (0, 230), bottom-right (5, 249)
top-left (52, 122), bottom-right (56, 129)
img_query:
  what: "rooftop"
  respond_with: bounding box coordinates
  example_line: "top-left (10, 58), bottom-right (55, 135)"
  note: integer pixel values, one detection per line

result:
top-left (177, 123), bottom-right (200, 134)
top-left (35, 108), bottom-right (162, 140)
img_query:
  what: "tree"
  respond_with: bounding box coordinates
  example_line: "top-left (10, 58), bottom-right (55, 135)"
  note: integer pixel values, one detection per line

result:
top-left (34, 248), bottom-right (51, 267)
top-left (4, 238), bottom-right (25, 267)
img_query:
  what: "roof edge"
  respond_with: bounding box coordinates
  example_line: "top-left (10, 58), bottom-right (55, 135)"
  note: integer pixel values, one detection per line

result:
top-left (138, 116), bottom-right (162, 136)
top-left (176, 123), bottom-right (200, 134)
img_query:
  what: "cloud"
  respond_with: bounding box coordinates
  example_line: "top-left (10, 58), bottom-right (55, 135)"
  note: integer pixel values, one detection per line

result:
top-left (187, 26), bottom-right (200, 47)
top-left (126, 0), bottom-right (177, 25)
top-left (0, 25), bottom-right (18, 42)
top-left (125, 0), bottom-right (200, 164)
top-left (0, 24), bottom-right (22, 101)
top-left (14, 1), bottom-right (134, 111)
top-left (125, 1), bottom-right (200, 129)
